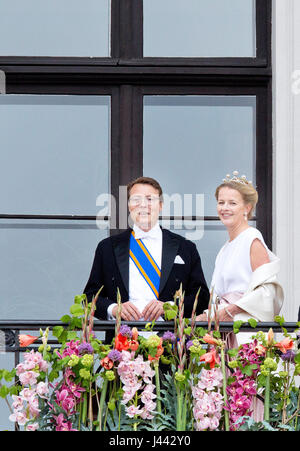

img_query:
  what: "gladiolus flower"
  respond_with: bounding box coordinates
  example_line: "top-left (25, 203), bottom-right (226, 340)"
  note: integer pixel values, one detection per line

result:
top-left (131, 327), bottom-right (139, 341)
top-left (115, 333), bottom-right (129, 351)
top-left (148, 338), bottom-right (164, 362)
top-left (267, 328), bottom-right (274, 346)
top-left (100, 356), bottom-right (114, 370)
top-left (19, 334), bottom-right (38, 347)
top-left (129, 339), bottom-right (139, 352)
top-left (199, 348), bottom-right (219, 369)
top-left (274, 337), bottom-right (294, 354)
top-left (202, 333), bottom-right (220, 346)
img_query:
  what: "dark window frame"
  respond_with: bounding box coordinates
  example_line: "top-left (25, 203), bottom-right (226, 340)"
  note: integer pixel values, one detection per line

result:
top-left (0, 0), bottom-right (272, 246)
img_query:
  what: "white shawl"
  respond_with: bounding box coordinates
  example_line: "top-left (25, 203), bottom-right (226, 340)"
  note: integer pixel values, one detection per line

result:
top-left (232, 257), bottom-right (284, 322)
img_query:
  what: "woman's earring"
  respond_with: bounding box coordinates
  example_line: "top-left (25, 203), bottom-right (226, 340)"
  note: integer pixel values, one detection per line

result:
top-left (244, 212), bottom-right (248, 220)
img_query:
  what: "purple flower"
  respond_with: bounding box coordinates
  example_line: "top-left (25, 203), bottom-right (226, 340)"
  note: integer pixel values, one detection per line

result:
top-left (162, 331), bottom-right (176, 343)
top-left (107, 349), bottom-right (122, 362)
top-left (78, 342), bottom-right (94, 355)
top-left (119, 325), bottom-right (132, 338)
top-left (280, 349), bottom-right (296, 363)
top-left (186, 340), bottom-right (194, 350)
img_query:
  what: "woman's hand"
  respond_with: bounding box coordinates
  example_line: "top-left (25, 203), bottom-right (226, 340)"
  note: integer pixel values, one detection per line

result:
top-left (196, 313), bottom-right (208, 321)
top-left (218, 304), bottom-right (245, 321)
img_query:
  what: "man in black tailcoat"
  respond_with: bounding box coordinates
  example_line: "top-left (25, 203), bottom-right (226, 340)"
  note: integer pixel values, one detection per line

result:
top-left (84, 177), bottom-right (209, 341)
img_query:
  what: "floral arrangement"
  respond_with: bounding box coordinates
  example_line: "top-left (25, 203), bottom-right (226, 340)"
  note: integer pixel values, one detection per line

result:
top-left (0, 289), bottom-right (300, 431)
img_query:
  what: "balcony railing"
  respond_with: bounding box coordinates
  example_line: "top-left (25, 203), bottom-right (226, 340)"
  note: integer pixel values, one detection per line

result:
top-left (0, 319), bottom-right (298, 366)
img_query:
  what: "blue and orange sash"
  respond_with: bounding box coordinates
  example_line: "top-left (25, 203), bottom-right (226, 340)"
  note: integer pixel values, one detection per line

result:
top-left (129, 231), bottom-right (161, 299)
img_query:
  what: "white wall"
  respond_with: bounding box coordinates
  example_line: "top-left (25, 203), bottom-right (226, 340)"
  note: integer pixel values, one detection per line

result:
top-left (273, 0), bottom-right (300, 321)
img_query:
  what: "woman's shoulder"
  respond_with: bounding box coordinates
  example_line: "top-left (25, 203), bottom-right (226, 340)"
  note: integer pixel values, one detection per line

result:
top-left (242, 227), bottom-right (265, 244)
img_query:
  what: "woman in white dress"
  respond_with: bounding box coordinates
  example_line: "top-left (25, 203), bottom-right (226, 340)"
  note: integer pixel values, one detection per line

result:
top-left (196, 171), bottom-right (284, 337)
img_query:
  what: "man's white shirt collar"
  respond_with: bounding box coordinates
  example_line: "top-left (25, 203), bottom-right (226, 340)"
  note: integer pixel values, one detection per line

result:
top-left (133, 222), bottom-right (162, 240)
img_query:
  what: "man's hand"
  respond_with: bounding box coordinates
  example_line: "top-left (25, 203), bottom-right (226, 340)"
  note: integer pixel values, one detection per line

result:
top-left (142, 300), bottom-right (164, 321)
top-left (111, 301), bottom-right (142, 321)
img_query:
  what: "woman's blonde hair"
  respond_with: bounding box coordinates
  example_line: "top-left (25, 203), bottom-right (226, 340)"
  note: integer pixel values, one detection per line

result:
top-left (215, 181), bottom-right (258, 219)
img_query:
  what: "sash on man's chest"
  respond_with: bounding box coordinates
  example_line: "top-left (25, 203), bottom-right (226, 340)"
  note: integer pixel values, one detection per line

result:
top-left (129, 231), bottom-right (161, 299)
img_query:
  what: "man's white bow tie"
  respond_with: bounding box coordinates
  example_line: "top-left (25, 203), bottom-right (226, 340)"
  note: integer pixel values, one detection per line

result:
top-left (135, 229), bottom-right (159, 240)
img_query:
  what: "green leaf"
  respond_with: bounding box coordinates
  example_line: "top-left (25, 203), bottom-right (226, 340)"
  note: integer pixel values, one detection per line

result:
top-left (9, 386), bottom-right (20, 396)
top-left (274, 315), bottom-right (285, 326)
top-left (74, 294), bottom-right (86, 304)
top-left (242, 364), bottom-right (257, 377)
top-left (213, 330), bottom-right (221, 339)
top-left (227, 348), bottom-right (238, 357)
top-left (1, 369), bottom-right (15, 382)
top-left (60, 314), bottom-right (71, 324)
top-left (53, 326), bottom-right (64, 338)
top-left (67, 331), bottom-right (78, 340)
top-left (0, 385), bottom-right (9, 398)
top-left (164, 310), bottom-right (177, 321)
top-left (184, 326), bottom-right (192, 336)
top-left (248, 318), bottom-right (257, 328)
top-left (70, 304), bottom-right (84, 317)
top-left (294, 352), bottom-right (300, 364)
top-left (233, 320), bottom-right (244, 334)
top-left (195, 327), bottom-right (207, 337)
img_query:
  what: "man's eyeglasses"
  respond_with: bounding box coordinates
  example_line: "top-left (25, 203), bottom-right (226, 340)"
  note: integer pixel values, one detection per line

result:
top-left (128, 195), bottom-right (161, 206)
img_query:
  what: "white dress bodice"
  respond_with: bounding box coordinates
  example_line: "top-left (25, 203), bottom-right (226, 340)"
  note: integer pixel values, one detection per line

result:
top-left (211, 227), bottom-right (273, 299)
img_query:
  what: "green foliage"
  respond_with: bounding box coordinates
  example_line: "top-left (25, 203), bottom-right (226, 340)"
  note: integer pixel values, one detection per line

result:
top-left (248, 318), bottom-right (258, 329)
top-left (233, 320), bottom-right (244, 334)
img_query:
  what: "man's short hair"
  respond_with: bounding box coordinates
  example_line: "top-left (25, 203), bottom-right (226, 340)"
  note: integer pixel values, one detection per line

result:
top-left (127, 176), bottom-right (163, 201)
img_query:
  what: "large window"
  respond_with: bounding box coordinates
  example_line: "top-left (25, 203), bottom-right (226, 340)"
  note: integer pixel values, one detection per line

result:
top-left (0, 0), bottom-right (272, 318)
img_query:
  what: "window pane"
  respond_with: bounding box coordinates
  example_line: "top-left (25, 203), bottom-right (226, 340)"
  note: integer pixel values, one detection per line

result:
top-left (0, 0), bottom-right (110, 57)
top-left (144, 0), bottom-right (256, 57)
top-left (165, 220), bottom-right (255, 286)
top-left (144, 96), bottom-right (256, 216)
top-left (0, 95), bottom-right (110, 215)
top-left (0, 219), bottom-right (108, 320)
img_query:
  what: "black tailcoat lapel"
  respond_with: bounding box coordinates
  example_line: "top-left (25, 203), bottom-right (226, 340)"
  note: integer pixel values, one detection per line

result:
top-left (159, 229), bottom-right (180, 294)
top-left (111, 229), bottom-right (131, 296)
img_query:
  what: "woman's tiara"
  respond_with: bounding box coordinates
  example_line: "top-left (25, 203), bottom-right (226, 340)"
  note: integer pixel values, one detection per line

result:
top-left (223, 170), bottom-right (253, 186)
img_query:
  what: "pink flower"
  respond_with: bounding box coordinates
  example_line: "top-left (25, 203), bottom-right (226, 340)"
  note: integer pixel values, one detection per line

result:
top-left (140, 409), bottom-right (154, 420)
top-left (11, 395), bottom-right (24, 411)
top-left (125, 405), bottom-right (143, 418)
top-left (192, 368), bottom-right (224, 431)
top-left (25, 423), bottom-right (39, 431)
top-left (28, 397), bottom-right (40, 417)
top-left (36, 382), bottom-right (49, 398)
top-left (19, 370), bottom-right (38, 386)
top-left (54, 413), bottom-right (78, 431)
top-left (62, 340), bottom-right (80, 358)
top-left (20, 388), bottom-right (36, 401)
top-left (55, 388), bottom-right (76, 413)
top-left (9, 411), bottom-right (28, 426)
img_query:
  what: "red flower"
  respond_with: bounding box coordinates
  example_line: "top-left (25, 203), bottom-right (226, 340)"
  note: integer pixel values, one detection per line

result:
top-left (19, 334), bottom-right (38, 347)
top-left (274, 338), bottom-right (294, 354)
top-left (148, 338), bottom-right (164, 362)
top-left (199, 347), bottom-right (219, 369)
top-left (100, 356), bottom-right (114, 370)
top-left (115, 333), bottom-right (129, 351)
top-left (202, 333), bottom-right (219, 346)
top-left (129, 340), bottom-right (139, 352)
